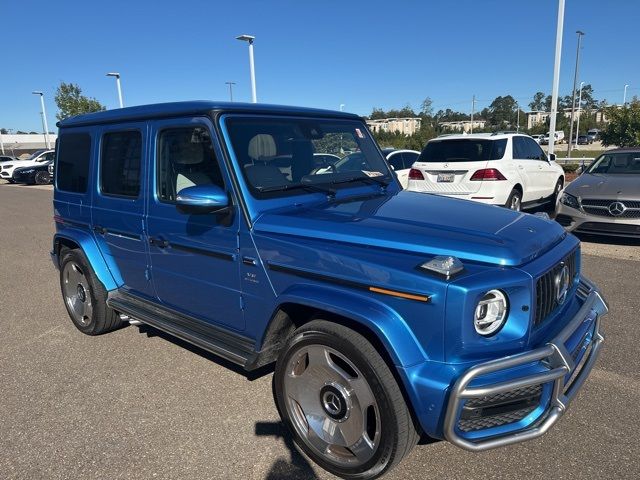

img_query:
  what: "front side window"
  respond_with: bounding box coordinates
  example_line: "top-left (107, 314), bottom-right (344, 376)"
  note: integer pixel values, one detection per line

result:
top-left (419, 138), bottom-right (507, 162)
top-left (157, 126), bottom-right (224, 202)
top-left (100, 131), bottom-right (142, 197)
top-left (56, 133), bottom-right (91, 193)
top-left (224, 116), bottom-right (391, 198)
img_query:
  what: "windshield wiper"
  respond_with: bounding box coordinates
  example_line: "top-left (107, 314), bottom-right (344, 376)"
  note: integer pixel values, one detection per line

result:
top-left (257, 183), bottom-right (336, 196)
top-left (332, 175), bottom-right (391, 188)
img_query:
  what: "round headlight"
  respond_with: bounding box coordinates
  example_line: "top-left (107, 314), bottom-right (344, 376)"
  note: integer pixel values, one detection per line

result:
top-left (474, 289), bottom-right (508, 336)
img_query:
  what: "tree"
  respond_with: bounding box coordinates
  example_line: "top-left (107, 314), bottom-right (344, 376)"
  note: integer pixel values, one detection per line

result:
top-left (529, 92), bottom-right (546, 111)
top-left (0, 128), bottom-right (7, 134)
top-left (55, 82), bottom-right (105, 121)
top-left (368, 108), bottom-right (386, 120)
top-left (487, 95), bottom-right (517, 126)
top-left (600, 101), bottom-right (640, 147)
top-left (420, 97), bottom-right (433, 117)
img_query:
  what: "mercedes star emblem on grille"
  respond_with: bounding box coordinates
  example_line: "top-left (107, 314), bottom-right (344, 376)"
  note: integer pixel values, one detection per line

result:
top-left (608, 201), bottom-right (627, 216)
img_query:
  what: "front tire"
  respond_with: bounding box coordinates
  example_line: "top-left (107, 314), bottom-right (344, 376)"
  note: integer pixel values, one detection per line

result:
top-left (273, 320), bottom-right (418, 479)
top-left (505, 189), bottom-right (522, 211)
top-left (59, 249), bottom-right (122, 335)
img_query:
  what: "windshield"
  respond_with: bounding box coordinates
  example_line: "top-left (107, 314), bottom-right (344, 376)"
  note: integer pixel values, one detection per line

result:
top-left (224, 116), bottom-right (392, 198)
top-left (26, 150), bottom-right (46, 161)
top-left (417, 138), bottom-right (507, 162)
top-left (586, 152), bottom-right (640, 175)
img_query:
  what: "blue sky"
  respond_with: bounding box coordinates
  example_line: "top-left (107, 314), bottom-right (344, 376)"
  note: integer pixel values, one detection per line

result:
top-left (2, 0), bottom-right (638, 132)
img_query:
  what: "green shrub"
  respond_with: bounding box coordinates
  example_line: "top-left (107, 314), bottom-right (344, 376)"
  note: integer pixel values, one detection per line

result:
top-left (562, 164), bottom-right (579, 173)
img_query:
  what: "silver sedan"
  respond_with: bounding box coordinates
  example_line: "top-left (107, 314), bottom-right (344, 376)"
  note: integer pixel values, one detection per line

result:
top-left (556, 148), bottom-right (640, 237)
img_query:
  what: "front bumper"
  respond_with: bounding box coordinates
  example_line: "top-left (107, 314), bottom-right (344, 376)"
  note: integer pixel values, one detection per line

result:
top-left (556, 203), bottom-right (640, 237)
top-left (442, 276), bottom-right (606, 451)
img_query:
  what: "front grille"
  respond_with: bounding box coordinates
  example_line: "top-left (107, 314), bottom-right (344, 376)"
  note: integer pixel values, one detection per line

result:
top-left (534, 251), bottom-right (578, 327)
top-left (581, 199), bottom-right (640, 219)
top-left (458, 384), bottom-right (543, 432)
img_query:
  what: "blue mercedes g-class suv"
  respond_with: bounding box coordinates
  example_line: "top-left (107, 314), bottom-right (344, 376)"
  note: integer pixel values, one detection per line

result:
top-left (52, 102), bottom-right (607, 479)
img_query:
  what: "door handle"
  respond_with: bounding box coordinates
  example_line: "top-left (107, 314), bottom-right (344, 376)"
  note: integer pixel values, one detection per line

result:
top-left (242, 256), bottom-right (257, 266)
top-left (149, 237), bottom-right (169, 248)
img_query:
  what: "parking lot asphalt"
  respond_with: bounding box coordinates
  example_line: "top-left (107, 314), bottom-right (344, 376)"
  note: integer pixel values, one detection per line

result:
top-left (1, 182), bottom-right (639, 480)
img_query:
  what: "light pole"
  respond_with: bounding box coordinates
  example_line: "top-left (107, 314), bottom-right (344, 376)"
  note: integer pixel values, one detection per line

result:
top-left (0, 130), bottom-right (4, 155)
top-left (516, 101), bottom-right (520, 132)
top-left (225, 82), bottom-right (236, 101)
top-left (32, 91), bottom-right (51, 150)
top-left (470, 95), bottom-right (476, 134)
top-left (567, 30), bottom-right (584, 158)
top-left (236, 34), bottom-right (257, 103)
top-left (106, 72), bottom-right (124, 108)
top-left (574, 81), bottom-right (585, 149)
top-left (623, 84), bottom-right (629, 105)
top-left (548, 0), bottom-right (565, 156)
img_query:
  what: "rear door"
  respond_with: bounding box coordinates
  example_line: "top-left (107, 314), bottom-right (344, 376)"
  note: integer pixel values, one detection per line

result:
top-left (146, 117), bottom-right (244, 331)
top-left (91, 123), bottom-right (154, 299)
top-left (512, 136), bottom-right (544, 202)
top-left (526, 137), bottom-right (558, 196)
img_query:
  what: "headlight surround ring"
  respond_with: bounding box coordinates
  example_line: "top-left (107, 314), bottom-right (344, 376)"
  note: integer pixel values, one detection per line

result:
top-left (474, 289), bottom-right (509, 336)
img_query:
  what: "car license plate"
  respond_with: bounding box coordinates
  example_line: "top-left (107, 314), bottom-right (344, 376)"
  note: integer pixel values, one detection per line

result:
top-left (437, 173), bottom-right (455, 182)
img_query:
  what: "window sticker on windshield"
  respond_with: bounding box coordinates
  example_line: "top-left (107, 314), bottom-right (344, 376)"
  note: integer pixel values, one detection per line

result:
top-left (362, 170), bottom-right (383, 177)
top-left (355, 128), bottom-right (364, 139)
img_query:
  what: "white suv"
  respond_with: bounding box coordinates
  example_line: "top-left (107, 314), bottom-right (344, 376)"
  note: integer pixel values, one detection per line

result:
top-left (0, 149), bottom-right (55, 182)
top-left (406, 133), bottom-right (564, 211)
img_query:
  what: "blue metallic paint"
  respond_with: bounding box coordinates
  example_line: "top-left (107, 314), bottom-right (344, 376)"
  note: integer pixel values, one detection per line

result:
top-left (52, 102), bottom-right (605, 449)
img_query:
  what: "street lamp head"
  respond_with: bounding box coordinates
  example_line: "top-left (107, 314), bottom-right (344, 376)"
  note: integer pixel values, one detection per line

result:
top-left (576, 30), bottom-right (585, 36)
top-left (32, 91), bottom-right (43, 96)
top-left (236, 34), bottom-right (255, 43)
top-left (106, 72), bottom-right (120, 78)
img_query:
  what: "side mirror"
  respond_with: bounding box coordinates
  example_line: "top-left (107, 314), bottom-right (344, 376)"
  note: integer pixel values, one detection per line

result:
top-left (389, 164), bottom-right (395, 171)
top-left (175, 184), bottom-right (229, 212)
top-left (548, 153), bottom-right (556, 162)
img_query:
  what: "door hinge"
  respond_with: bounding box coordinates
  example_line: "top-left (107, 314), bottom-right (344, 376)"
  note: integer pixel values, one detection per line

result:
top-left (239, 295), bottom-right (245, 311)
top-left (144, 266), bottom-right (151, 281)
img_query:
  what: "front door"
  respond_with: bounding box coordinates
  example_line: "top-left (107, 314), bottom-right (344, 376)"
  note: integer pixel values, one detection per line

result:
top-left (91, 123), bottom-right (154, 299)
top-left (146, 117), bottom-right (244, 331)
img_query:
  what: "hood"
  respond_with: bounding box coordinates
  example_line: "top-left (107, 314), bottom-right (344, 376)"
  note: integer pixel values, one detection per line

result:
top-left (253, 191), bottom-right (566, 266)
top-left (567, 173), bottom-right (640, 199)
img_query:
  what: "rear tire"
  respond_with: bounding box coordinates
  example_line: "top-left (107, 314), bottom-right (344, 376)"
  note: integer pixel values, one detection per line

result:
top-left (273, 320), bottom-right (418, 479)
top-left (505, 189), bottom-right (522, 211)
top-left (59, 249), bottom-right (122, 335)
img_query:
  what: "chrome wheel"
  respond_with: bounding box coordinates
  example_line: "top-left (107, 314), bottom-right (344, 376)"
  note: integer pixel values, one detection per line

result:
top-left (283, 344), bottom-right (381, 467)
top-left (62, 261), bottom-right (93, 327)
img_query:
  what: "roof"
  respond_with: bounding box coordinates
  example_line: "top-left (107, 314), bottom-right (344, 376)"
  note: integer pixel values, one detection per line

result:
top-left (432, 132), bottom-right (532, 141)
top-left (57, 101), bottom-right (360, 128)
top-left (603, 147), bottom-right (640, 153)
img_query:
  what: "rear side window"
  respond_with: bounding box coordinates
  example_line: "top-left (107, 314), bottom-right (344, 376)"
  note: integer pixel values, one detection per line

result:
top-left (100, 131), bottom-right (142, 197)
top-left (418, 139), bottom-right (507, 162)
top-left (387, 152), bottom-right (404, 170)
top-left (56, 133), bottom-right (91, 193)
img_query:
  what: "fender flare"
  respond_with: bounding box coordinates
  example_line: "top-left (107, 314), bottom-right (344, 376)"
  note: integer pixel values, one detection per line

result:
top-left (53, 228), bottom-right (122, 291)
top-left (272, 284), bottom-right (428, 367)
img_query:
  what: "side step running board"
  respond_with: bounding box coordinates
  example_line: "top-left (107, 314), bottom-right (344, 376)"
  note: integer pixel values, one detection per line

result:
top-left (107, 291), bottom-right (257, 368)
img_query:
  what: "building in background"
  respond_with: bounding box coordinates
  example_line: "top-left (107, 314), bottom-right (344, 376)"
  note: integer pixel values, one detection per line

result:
top-left (438, 119), bottom-right (486, 133)
top-left (366, 117), bottom-right (422, 136)
top-left (0, 134), bottom-right (58, 157)
top-left (526, 111), bottom-right (550, 130)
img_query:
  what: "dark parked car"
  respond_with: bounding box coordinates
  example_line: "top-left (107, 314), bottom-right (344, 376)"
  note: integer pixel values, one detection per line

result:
top-left (577, 135), bottom-right (591, 145)
top-left (12, 161), bottom-right (53, 185)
